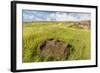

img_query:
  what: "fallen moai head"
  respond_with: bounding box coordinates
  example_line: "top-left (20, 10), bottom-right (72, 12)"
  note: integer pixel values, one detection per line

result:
top-left (37, 38), bottom-right (71, 61)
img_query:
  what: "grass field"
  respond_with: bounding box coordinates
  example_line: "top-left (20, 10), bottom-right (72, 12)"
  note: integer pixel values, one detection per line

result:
top-left (22, 21), bottom-right (91, 63)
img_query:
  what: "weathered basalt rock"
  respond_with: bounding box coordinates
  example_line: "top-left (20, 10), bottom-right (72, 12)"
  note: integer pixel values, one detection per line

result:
top-left (37, 39), bottom-right (71, 60)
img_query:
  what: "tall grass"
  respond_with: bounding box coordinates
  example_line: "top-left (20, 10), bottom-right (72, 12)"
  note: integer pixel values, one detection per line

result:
top-left (22, 22), bottom-right (90, 63)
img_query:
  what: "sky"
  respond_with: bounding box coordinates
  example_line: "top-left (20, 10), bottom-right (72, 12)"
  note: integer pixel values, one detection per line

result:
top-left (22, 10), bottom-right (91, 22)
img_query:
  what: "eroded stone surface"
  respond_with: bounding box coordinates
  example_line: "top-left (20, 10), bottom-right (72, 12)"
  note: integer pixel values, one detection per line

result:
top-left (37, 39), bottom-right (71, 60)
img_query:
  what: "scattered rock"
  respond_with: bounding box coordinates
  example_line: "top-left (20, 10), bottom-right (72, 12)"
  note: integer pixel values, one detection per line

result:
top-left (37, 38), bottom-right (71, 60)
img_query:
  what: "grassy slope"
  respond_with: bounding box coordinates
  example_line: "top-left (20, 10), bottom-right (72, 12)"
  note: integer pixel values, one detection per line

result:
top-left (22, 22), bottom-right (90, 63)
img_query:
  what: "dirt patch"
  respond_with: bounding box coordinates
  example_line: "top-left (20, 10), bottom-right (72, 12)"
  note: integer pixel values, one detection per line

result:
top-left (37, 39), bottom-right (71, 60)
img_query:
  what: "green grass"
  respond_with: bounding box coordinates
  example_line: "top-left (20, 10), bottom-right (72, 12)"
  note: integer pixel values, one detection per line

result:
top-left (22, 22), bottom-right (91, 63)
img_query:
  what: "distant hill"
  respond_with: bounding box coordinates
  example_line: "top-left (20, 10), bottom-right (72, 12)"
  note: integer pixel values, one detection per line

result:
top-left (79, 20), bottom-right (91, 29)
top-left (23, 20), bottom-right (91, 30)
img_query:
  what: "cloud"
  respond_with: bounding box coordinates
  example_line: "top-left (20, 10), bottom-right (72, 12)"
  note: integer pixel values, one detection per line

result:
top-left (46, 13), bottom-right (56, 21)
top-left (55, 12), bottom-right (67, 21)
top-left (79, 13), bottom-right (91, 20)
top-left (23, 13), bottom-right (35, 22)
top-left (22, 10), bottom-right (91, 22)
top-left (54, 12), bottom-right (79, 21)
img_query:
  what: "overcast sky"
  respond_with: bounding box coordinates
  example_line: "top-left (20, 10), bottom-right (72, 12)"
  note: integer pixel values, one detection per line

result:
top-left (22, 10), bottom-right (91, 22)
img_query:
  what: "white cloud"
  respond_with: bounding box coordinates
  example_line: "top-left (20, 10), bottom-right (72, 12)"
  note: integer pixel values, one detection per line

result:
top-left (46, 17), bottom-right (51, 21)
top-left (54, 12), bottom-right (79, 21)
top-left (65, 14), bottom-right (79, 21)
top-left (23, 10), bottom-right (91, 22)
top-left (23, 13), bottom-right (34, 22)
top-left (79, 14), bottom-right (91, 21)
top-left (35, 18), bottom-right (44, 21)
top-left (55, 12), bottom-right (67, 21)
